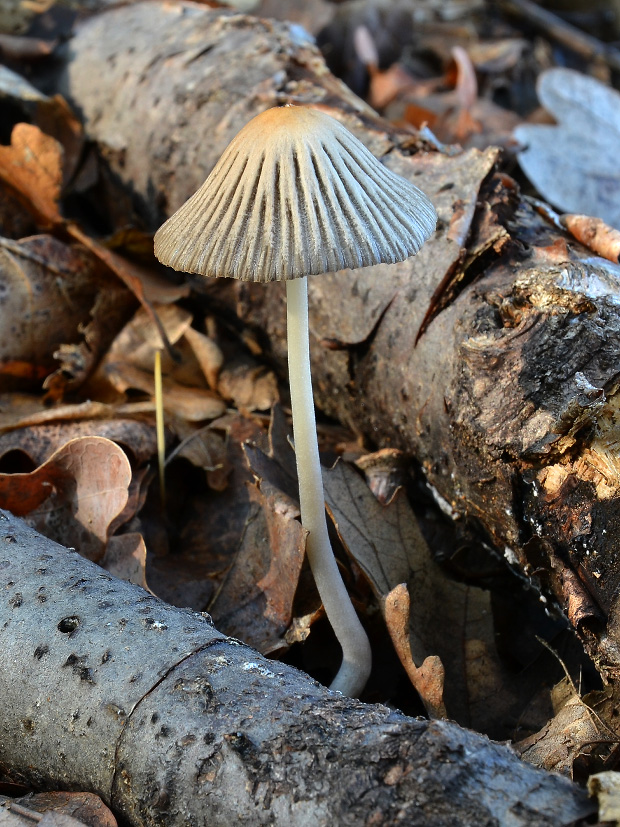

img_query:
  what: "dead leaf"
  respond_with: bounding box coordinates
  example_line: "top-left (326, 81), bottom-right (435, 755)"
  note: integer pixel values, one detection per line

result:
top-left (104, 228), bottom-right (190, 304)
top-left (35, 95), bottom-right (84, 189)
top-left (217, 356), bottom-right (279, 412)
top-left (562, 214), bottom-right (620, 263)
top-left (0, 235), bottom-right (100, 390)
top-left (208, 481), bottom-right (306, 654)
top-left (105, 362), bottom-right (226, 422)
top-left (66, 224), bottom-right (178, 357)
top-left (184, 325), bottom-right (224, 389)
top-left (323, 460), bottom-right (420, 593)
top-left (99, 304), bottom-right (231, 414)
top-left (0, 436), bottom-right (131, 561)
top-left (352, 24), bottom-right (415, 111)
top-left (0, 69), bottom-right (81, 187)
top-left (46, 285), bottom-right (137, 400)
top-left (0, 179), bottom-right (38, 239)
top-left (355, 448), bottom-right (408, 504)
top-left (146, 414), bottom-right (265, 609)
top-left (102, 533), bottom-right (150, 591)
top-left (384, 584), bottom-right (446, 718)
top-left (467, 38), bottom-right (528, 73)
top-left (515, 68), bottom-right (620, 228)
top-left (0, 418), bottom-right (157, 468)
top-left (10, 791), bottom-right (116, 827)
top-left (169, 425), bottom-right (231, 491)
top-left (284, 609), bottom-right (322, 645)
top-left (0, 396), bottom-right (155, 434)
top-left (0, 123), bottom-right (63, 226)
top-left (516, 679), bottom-right (614, 776)
top-left (197, 412), bottom-right (306, 653)
top-left (104, 304), bottom-right (193, 378)
top-left (451, 45), bottom-right (479, 144)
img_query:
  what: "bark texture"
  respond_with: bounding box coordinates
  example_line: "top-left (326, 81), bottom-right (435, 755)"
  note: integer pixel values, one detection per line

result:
top-left (0, 510), bottom-right (594, 826)
top-left (53, 1), bottom-right (620, 691)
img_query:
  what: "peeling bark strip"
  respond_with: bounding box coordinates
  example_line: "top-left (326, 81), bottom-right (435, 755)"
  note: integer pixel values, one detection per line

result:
top-left (0, 512), bottom-right (594, 825)
top-left (54, 1), bottom-right (620, 688)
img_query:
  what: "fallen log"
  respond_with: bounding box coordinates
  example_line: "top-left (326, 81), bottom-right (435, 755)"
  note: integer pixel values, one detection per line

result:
top-left (53, 1), bottom-right (620, 694)
top-left (0, 510), bottom-right (595, 825)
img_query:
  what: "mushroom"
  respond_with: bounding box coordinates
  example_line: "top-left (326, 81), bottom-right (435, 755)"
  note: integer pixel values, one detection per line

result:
top-left (154, 105), bottom-right (437, 696)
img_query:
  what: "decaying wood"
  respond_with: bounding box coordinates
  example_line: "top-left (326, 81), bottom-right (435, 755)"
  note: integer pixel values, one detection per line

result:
top-left (0, 510), bottom-right (594, 825)
top-left (54, 0), bottom-right (620, 702)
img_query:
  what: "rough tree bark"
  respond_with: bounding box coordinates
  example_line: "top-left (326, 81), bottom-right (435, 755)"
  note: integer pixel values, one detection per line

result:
top-left (53, 1), bottom-right (620, 699)
top-left (0, 511), bottom-right (594, 825)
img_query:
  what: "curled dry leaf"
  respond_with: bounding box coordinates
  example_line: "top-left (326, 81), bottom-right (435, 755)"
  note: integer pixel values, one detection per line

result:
top-left (106, 304), bottom-right (192, 372)
top-left (8, 791), bottom-right (117, 827)
top-left (44, 288), bottom-right (137, 400)
top-left (184, 325), bottom-right (224, 389)
top-left (100, 304), bottom-right (230, 419)
top-left (0, 397), bottom-right (156, 435)
top-left (516, 677), bottom-right (614, 776)
top-left (0, 436), bottom-right (131, 561)
top-left (170, 425), bottom-right (231, 491)
top-left (0, 123), bottom-right (63, 226)
top-left (66, 225), bottom-right (178, 357)
top-left (355, 447), bottom-right (408, 505)
top-left (562, 214), bottom-right (620, 264)
top-left (515, 68), bottom-right (620, 228)
top-left (208, 482), bottom-right (306, 655)
top-left (0, 419), bottom-right (157, 468)
top-left (217, 356), bottom-right (279, 413)
top-left (323, 459), bottom-right (420, 593)
top-left (105, 362), bottom-right (226, 422)
top-left (384, 584), bottom-right (446, 718)
top-left (0, 68), bottom-right (84, 188)
top-left (35, 95), bottom-right (85, 189)
top-left (102, 303), bottom-right (203, 390)
top-left (322, 459), bottom-right (445, 714)
top-left (450, 44), bottom-right (481, 143)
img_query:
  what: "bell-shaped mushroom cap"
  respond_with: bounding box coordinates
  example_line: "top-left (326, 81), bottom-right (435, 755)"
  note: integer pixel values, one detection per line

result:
top-left (154, 106), bottom-right (437, 282)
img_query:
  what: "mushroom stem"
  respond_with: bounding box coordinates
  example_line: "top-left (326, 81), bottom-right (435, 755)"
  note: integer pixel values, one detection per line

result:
top-left (286, 276), bottom-right (372, 697)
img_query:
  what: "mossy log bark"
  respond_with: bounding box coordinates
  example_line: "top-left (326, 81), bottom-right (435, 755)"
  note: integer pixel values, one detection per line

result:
top-left (55, 1), bottom-right (620, 693)
top-left (0, 510), bottom-right (594, 825)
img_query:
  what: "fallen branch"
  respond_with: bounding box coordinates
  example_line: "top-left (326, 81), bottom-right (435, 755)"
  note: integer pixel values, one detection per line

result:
top-left (0, 510), bottom-right (594, 825)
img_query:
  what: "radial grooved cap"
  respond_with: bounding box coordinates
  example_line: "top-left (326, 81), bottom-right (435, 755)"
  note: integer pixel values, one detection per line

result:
top-left (154, 106), bottom-right (437, 282)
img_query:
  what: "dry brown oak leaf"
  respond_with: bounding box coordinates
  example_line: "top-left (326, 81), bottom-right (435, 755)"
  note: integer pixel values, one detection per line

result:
top-left (0, 436), bottom-right (131, 561)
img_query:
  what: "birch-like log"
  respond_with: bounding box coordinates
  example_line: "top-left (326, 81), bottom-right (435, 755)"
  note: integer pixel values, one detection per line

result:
top-left (0, 510), bottom-right (594, 825)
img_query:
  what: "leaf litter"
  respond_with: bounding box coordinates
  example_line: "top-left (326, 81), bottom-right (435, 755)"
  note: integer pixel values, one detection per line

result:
top-left (0, 0), bottom-right (619, 801)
